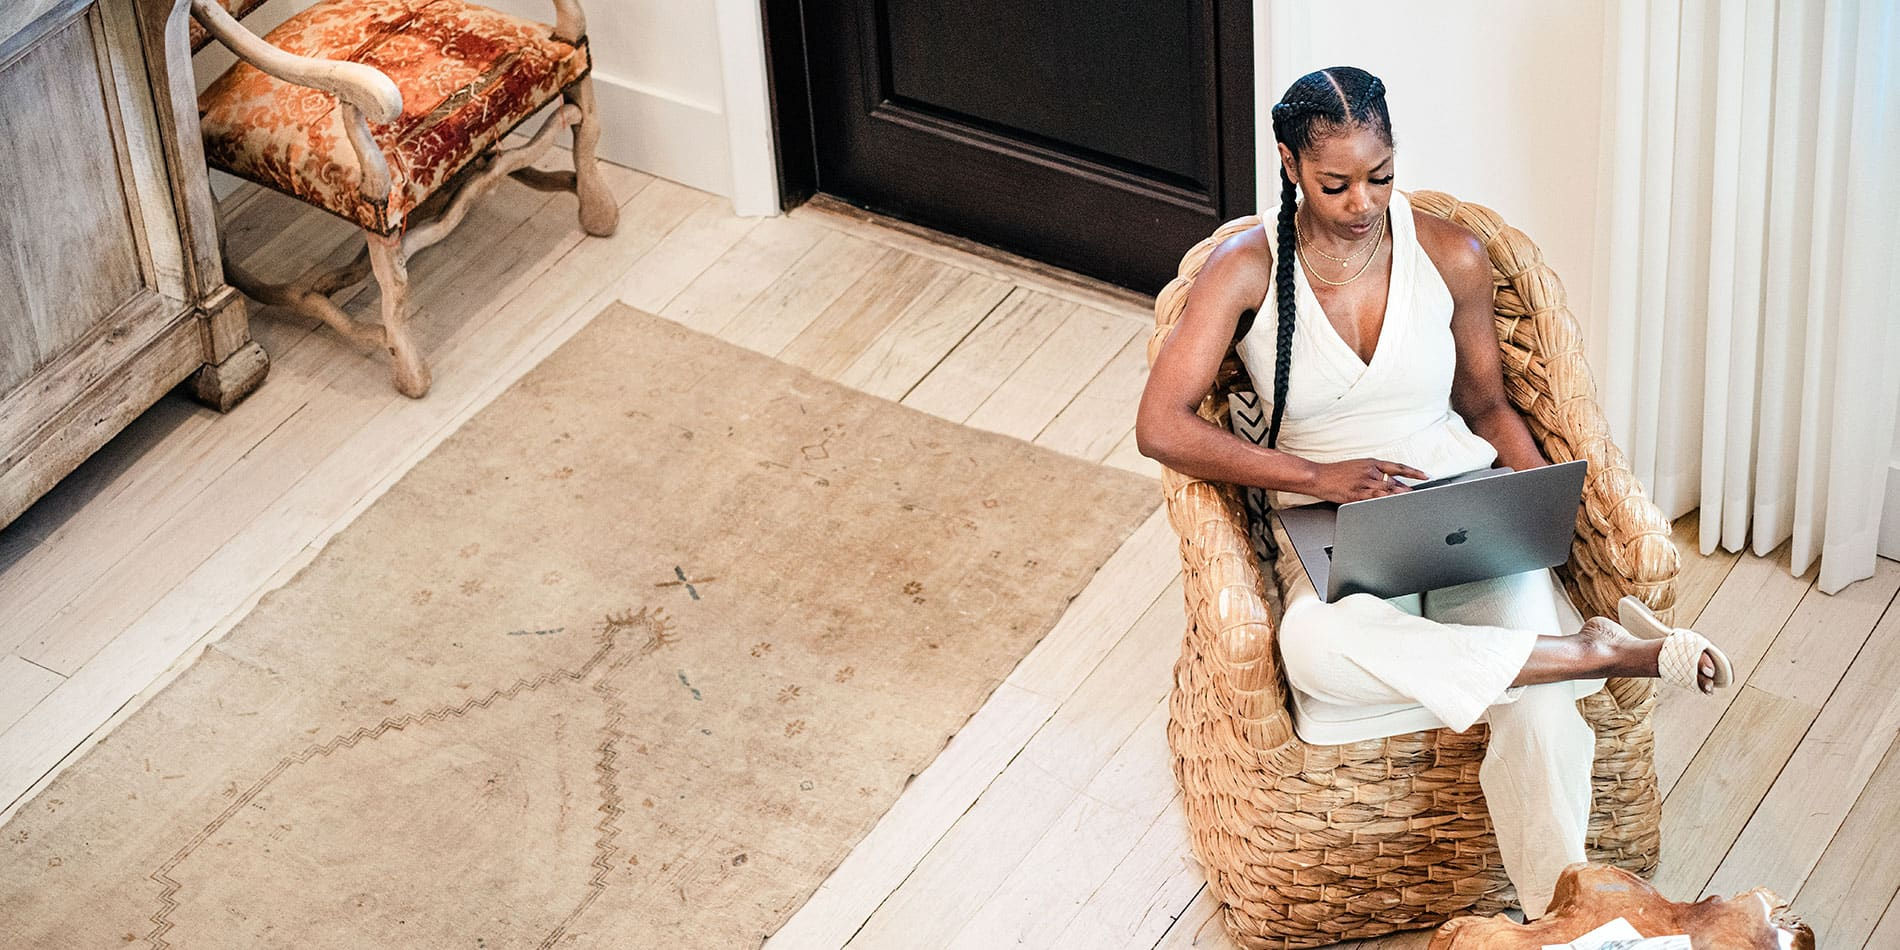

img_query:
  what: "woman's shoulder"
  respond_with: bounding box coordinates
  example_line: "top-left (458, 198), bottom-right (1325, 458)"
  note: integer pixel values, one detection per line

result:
top-left (1197, 222), bottom-right (1274, 305)
top-left (1409, 204), bottom-right (1490, 291)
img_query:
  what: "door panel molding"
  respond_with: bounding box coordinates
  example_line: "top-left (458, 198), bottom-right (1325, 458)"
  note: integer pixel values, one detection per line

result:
top-left (765, 0), bottom-right (1253, 291)
top-left (866, 102), bottom-right (1220, 213)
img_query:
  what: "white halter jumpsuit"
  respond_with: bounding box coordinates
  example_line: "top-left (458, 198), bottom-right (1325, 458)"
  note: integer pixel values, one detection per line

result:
top-left (1234, 188), bottom-right (1595, 919)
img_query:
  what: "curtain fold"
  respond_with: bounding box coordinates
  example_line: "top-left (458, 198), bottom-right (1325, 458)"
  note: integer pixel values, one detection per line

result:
top-left (1591, 0), bottom-right (1900, 594)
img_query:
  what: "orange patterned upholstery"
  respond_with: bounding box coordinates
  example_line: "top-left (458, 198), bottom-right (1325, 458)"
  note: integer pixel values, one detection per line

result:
top-left (197, 0), bottom-right (588, 233)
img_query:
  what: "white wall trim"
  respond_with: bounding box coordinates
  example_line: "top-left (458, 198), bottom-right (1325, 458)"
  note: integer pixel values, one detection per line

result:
top-left (714, 0), bottom-right (780, 216)
top-left (1880, 462), bottom-right (1900, 561)
top-left (589, 71), bottom-right (731, 199)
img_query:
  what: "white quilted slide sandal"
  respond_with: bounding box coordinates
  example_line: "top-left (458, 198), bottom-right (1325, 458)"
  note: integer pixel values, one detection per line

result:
top-left (1616, 595), bottom-right (1734, 692)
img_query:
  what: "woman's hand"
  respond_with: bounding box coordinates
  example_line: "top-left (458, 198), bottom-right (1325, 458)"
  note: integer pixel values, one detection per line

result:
top-left (1304, 458), bottom-right (1429, 503)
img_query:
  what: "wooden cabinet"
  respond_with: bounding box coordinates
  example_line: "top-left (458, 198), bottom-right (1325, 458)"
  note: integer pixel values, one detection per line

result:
top-left (0, 0), bottom-right (265, 528)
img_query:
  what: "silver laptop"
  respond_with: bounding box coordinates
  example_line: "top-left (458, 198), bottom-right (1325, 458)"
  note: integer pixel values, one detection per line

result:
top-left (1271, 459), bottom-right (1587, 602)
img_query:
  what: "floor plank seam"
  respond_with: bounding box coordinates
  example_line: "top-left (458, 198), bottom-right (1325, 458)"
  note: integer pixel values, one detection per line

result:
top-left (706, 232), bottom-right (835, 339)
top-left (894, 290), bottom-right (1018, 404)
top-left (1862, 888), bottom-right (1900, 948)
top-left (833, 732), bottom-right (1049, 948)
top-left (789, 203), bottom-right (1154, 317)
top-left (1030, 338), bottom-right (1145, 450)
top-left (817, 569), bottom-right (1177, 945)
top-left (15, 656), bottom-right (59, 677)
top-left (1150, 882), bottom-right (1210, 950)
top-left (1786, 726), bottom-right (1900, 913)
top-left (1678, 586), bottom-right (1895, 900)
top-left (2, 683), bottom-right (141, 816)
top-left (1768, 602), bottom-right (1900, 908)
top-left (23, 396), bottom-right (315, 681)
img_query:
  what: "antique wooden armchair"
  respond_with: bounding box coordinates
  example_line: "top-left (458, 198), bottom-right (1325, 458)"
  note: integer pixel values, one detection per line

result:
top-left (188, 0), bottom-right (617, 398)
top-left (1153, 192), bottom-right (1679, 947)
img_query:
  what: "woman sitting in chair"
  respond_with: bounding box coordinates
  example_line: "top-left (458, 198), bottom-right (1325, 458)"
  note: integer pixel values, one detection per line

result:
top-left (1134, 65), bottom-right (1732, 920)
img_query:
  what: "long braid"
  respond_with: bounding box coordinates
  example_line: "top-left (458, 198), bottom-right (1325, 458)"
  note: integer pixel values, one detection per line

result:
top-left (1262, 66), bottom-right (1394, 451)
top-left (1268, 165), bottom-right (1298, 448)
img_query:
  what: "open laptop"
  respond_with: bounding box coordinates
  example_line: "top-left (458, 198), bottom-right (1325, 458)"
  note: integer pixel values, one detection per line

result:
top-left (1270, 458), bottom-right (1587, 602)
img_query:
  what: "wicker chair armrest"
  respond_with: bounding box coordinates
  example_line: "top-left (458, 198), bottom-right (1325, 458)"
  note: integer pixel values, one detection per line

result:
top-left (1482, 252), bottom-right (1677, 608)
top-left (1522, 358), bottom-right (1677, 712)
top-left (1149, 214), bottom-right (1299, 753)
top-left (1407, 191), bottom-right (1679, 713)
top-left (1161, 465), bottom-right (1297, 752)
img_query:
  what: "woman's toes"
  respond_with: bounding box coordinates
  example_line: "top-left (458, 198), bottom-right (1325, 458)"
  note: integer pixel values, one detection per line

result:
top-left (1700, 651), bottom-right (1717, 693)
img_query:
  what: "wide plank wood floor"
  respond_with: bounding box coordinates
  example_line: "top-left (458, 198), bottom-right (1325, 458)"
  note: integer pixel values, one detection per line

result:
top-left (2, 165), bottom-right (1895, 949)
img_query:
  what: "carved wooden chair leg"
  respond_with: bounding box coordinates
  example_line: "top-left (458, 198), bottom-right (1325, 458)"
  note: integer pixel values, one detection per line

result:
top-left (565, 76), bottom-right (617, 236)
top-left (225, 249), bottom-right (382, 349)
top-left (406, 103), bottom-right (581, 257)
top-left (365, 230), bottom-right (430, 398)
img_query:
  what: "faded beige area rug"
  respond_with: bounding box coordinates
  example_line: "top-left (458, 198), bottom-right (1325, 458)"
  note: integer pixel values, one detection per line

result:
top-left (0, 304), bottom-right (1158, 948)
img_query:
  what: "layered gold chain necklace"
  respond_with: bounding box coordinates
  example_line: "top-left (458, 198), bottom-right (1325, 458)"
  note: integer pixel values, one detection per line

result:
top-left (1295, 207), bottom-right (1385, 286)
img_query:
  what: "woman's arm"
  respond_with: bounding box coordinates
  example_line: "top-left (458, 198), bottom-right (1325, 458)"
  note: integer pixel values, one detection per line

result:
top-left (1135, 227), bottom-right (1425, 498)
top-left (1426, 216), bottom-right (1551, 472)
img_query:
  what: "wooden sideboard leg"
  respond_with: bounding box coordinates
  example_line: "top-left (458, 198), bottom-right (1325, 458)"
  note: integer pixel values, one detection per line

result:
top-left (565, 76), bottom-right (618, 237)
top-left (187, 340), bottom-right (269, 412)
top-left (366, 229), bottom-right (431, 399)
top-left (198, 285), bottom-right (253, 363)
top-left (185, 284), bottom-right (269, 412)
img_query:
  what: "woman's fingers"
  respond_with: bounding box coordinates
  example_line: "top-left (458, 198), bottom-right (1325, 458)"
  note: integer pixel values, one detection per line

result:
top-left (1375, 460), bottom-right (1430, 480)
top-left (1365, 464), bottom-right (1407, 496)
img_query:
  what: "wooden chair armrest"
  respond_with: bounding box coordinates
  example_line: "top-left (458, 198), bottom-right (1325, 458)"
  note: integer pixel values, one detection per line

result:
top-left (190, 0), bottom-right (401, 203)
top-left (190, 0), bottom-right (400, 122)
top-left (550, 0), bottom-right (584, 43)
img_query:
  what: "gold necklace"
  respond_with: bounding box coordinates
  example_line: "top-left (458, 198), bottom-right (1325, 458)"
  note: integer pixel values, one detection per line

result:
top-left (1299, 213), bottom-right (1385, 286)
top-left (1296, 209), bottom-right (1381, 263)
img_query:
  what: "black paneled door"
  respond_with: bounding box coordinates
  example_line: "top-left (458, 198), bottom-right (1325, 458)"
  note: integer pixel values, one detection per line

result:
top-left (791, 0), bottom-right (1254, 294)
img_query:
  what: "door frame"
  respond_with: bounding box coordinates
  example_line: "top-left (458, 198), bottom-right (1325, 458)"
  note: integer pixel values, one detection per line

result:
top-left (758, 0), bottom-right (1255, 221)
top-left (759, 0), bottom-right (820, 211)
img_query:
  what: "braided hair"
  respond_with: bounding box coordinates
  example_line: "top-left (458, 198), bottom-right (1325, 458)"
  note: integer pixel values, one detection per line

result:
top-left (1260, 67), bottom-right (1394, 448)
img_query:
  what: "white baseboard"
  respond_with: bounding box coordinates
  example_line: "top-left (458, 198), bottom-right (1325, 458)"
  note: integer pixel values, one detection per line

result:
top-left (1880, 462), bottom-right (1900, 560)
top-left (588, 71), bottom-right (733, 201)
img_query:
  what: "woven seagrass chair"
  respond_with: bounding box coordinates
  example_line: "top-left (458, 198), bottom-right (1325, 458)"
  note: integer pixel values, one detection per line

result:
top-left (1152, 191), bottom-right (1677, 948)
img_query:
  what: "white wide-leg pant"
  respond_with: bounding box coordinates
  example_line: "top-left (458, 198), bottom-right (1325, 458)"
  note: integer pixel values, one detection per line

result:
top-left (1269, 528), bottom-right (1596, 919)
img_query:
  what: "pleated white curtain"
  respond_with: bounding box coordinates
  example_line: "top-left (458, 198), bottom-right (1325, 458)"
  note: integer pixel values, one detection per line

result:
top-left (1589, 0), bottom-right (1900, 594)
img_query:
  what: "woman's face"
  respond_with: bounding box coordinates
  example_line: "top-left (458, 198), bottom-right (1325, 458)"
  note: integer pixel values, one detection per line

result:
top-left (1278, 124), bottom-right (1395, 241)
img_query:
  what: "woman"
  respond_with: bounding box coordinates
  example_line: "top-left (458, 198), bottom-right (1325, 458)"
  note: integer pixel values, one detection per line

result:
top-left (1134, 66), bottom-right (1733, 920)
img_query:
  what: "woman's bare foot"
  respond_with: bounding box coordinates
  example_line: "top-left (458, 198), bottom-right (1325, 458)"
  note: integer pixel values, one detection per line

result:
top-left (1511, 617), bottom-right (1719, 692)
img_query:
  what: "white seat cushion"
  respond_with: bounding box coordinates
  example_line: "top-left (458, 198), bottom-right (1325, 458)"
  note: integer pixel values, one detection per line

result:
top-left (1287, 569), bottom-right (1608, 745)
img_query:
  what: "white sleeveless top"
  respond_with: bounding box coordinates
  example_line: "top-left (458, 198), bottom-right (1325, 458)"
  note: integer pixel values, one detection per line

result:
top-left (1236, 188), bottom-right (1498, 510)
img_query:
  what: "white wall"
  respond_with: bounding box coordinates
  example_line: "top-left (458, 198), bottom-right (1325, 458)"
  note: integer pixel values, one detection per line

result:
top-left (1257, 2), bottom-right (1609, 344)
top-left (192, 0), bottom-right (778, 214)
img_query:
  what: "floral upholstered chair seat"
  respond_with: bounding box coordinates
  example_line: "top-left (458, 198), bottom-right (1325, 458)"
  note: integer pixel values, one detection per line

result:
top-left (198, 0), bottom-right (589, 233)
top-left (190, 0), bottom-right (611, 398)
